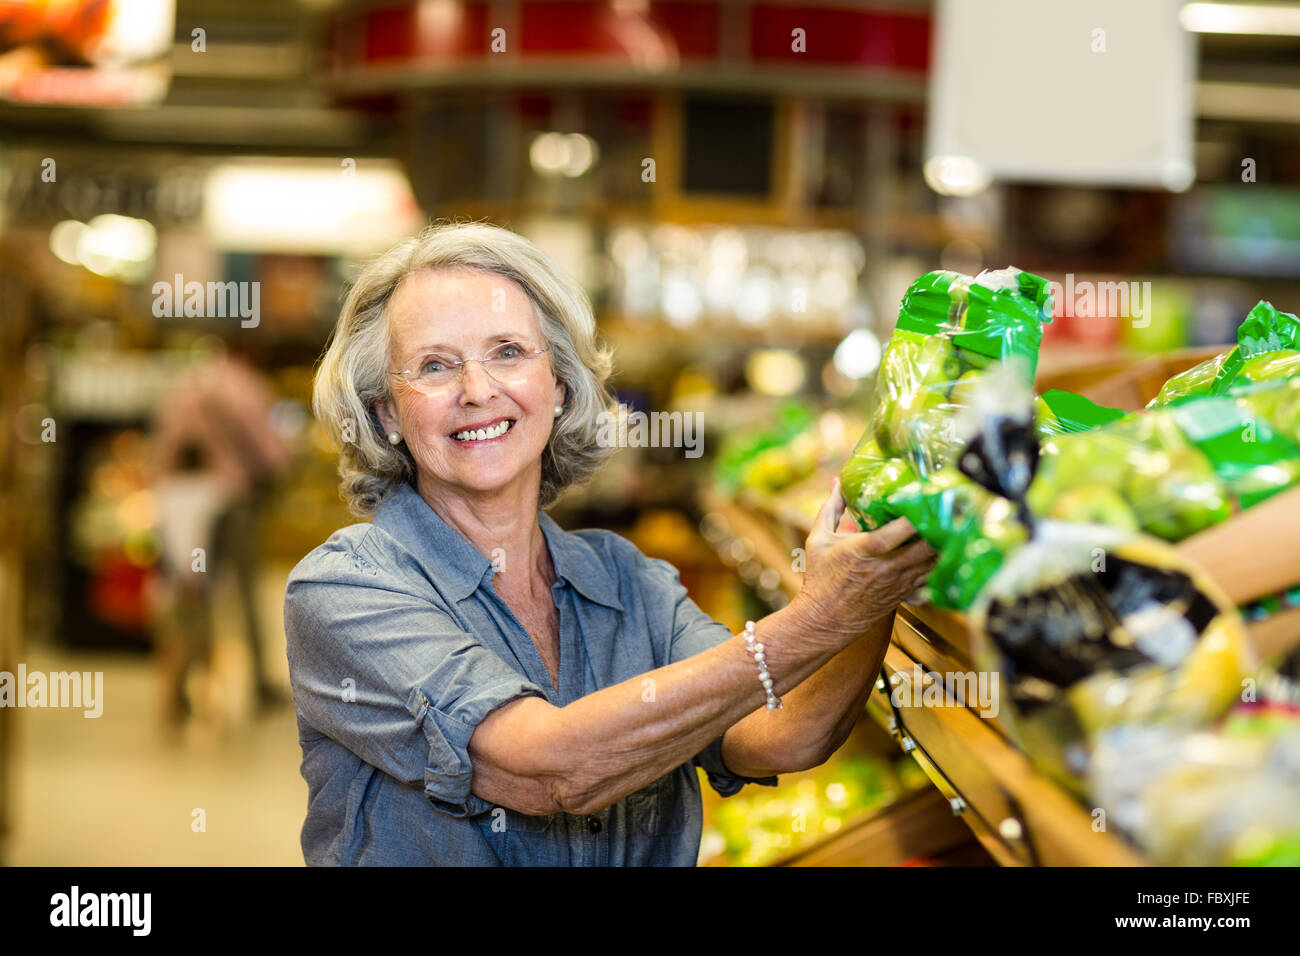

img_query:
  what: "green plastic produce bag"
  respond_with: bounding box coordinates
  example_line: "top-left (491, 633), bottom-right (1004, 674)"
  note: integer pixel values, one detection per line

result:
top-left (1148, 300), bottom-right (1300, 407)
top-left (839, 435), bottom-right (918, 530)
top-left (1237, 298), bottom-right (1300, 358)
top-left (1035, 389), bottom-right (1128, 439)
top-left (870, 268), bottom-right (1053, 478)
top-left (852, 468), bottom-right (1029, 610)
top-left (1169, 396), bottom-right (1300, 510)
top-left (1029, 394), bottom-right (1300, 540)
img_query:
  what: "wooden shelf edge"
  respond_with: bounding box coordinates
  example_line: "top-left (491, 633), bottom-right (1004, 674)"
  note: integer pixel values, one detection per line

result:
top-left (776, 786), bottom-right (987, 867)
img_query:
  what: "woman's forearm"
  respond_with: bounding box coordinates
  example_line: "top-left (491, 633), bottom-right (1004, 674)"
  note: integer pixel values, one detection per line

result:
top-left (721, 611), bottom-right (895, 778)
top-left (467, 599), bottom-right (841, 815)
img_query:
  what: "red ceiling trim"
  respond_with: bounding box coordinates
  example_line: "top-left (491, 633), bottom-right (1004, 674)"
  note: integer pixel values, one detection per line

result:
top-left (330, 1), bottom-right (929, 77)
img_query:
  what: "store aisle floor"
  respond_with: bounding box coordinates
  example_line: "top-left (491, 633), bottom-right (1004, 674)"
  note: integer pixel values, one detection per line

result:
top-left (4, 564), bottom-right (308, 866)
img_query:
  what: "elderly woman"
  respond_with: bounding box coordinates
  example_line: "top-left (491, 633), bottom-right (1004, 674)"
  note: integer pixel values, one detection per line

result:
top-left (285, 220), bottom-right (936, 866)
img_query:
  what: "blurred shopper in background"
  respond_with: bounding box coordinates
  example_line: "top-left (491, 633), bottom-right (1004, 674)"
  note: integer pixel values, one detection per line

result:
top-left (150, 344), bottom-right (296, 727)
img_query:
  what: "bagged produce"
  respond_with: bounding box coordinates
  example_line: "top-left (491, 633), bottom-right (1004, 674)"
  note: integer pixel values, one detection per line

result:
top-left (844, 361), bottom-right (1038, 608)
top-left (1147, 346), bottom-right (1241, 407)
top-left (1089, 705), bottom-right (1300, 865)
top-left (1148, 300), bottom-right (1300, 407)
top-left (862, 469), bottom-right (1030, 610)
top-left (1029, 394), bottom-right (1300, 539)
top-left (847, 265), bottom-right (1050, 528)
top-left (842, 268), bottom-right (1050, 607)
top-left (869, 267), bottom-right (1053, 478)
top-left (1029, 414), bottom-right (1223, 540)
top-left (946, 371), bottom-right (1262, 800)
top-left (715, 402), bottom-right (816, 494)
top-left (970, 522), bottom-right (1256, 796)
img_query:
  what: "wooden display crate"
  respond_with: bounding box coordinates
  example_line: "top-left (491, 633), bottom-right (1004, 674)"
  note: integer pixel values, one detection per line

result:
top-left (877, 608), bottom-right (1146, 866)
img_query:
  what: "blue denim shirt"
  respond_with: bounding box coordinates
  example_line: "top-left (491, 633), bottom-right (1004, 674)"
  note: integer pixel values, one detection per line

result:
top-left (283, 480), bottom-right (778, 866)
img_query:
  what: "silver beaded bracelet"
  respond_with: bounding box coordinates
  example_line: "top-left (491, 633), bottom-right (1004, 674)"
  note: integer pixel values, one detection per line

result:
top-left (743, 620), bottom-right (782, 710)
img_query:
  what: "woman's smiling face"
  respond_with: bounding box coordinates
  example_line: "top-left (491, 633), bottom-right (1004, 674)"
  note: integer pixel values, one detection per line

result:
top-left (377, 266), bottom-right (565, 504)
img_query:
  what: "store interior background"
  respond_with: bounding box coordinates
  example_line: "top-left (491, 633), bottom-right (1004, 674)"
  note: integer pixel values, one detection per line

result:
top-left (1, 0), bottom-right (1299, 865)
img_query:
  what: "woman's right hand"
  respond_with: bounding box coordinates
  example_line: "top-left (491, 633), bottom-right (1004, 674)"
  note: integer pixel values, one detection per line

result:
top-left (788, 476), bottom-right (937, 649)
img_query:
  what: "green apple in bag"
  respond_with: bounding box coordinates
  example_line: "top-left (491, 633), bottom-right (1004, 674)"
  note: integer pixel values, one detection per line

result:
top-left (1235, 349), bottom-right (1300, 386)
top-left (1046, 485), bottom-right (1140, 531)
top-left (913, 335), bottom-right (952, 382)
top-left (882, 386), bottom-right (949, 459)
top-left (912, 335), bottom-right (966, 391)
top-left (1051, 435), bottom-right (1131, 486)
top-left (840, 440), bottom-right (918, 531)
top-left (1235, 378), bottom-right (1300, 443)
top-left (871, 337), bottom-right (924, 456)
top-left (951, 370), bottom-right (984, 412)
top-left (1122, 447), bottom-right (1230, 541)
top-left (854, 467), bottom-right (919, 531)
top-left (839, 438), bottom-right (885, 508)
top-left (1027, 427), bottom-right (1133, 515)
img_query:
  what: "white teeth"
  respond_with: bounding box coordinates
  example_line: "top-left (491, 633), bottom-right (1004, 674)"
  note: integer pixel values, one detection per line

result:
top-left (454, 420), bottom-right (512, 442)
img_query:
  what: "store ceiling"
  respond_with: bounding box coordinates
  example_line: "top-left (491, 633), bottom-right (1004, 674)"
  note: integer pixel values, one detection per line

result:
top-left (0, 0), bottom-right (389, 157)
top-left (0, 0), bottom-right (1298, 155)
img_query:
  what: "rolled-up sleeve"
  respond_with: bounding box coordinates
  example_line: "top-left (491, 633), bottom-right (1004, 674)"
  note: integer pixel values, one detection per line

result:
top-left (641, 555), bottom-right (779, 797)
top-left (284, 544), bottom-right (547, 819)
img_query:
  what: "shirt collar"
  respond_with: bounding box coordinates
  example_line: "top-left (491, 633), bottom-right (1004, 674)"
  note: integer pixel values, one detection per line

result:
top-left (537, 510), bottom-right (624, 611)
top-left (372, 482), bottom-right (623, 611)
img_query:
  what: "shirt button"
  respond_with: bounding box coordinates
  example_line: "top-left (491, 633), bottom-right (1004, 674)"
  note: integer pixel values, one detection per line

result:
top-left (585, 815), bottom-right (601, 834)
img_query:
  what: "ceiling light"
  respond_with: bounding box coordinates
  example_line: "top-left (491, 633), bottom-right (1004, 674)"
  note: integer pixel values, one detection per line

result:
top-left (924, 155), bottom-right (992, 197)
top-left (746, 350), bottom-right (806, 396)
top-left (832, 329), bottom-right (882, 380)
top-left (1179, 2), bottom-right (1300, 35)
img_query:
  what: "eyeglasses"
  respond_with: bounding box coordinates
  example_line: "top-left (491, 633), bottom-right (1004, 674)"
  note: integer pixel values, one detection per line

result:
top-left (389, 342), bottom-right (550, 394)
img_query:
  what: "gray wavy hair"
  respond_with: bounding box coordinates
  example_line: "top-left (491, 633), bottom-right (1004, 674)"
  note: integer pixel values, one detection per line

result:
top-left (313, 219), bottom-right (618, 517)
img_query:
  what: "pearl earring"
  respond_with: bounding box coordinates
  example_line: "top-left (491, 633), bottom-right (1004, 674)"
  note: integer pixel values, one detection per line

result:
top-left (554, 405), bottom-right (563, 416)
top-left (388, 432), bottom-right (401, 445)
